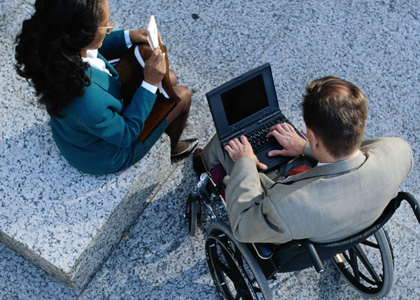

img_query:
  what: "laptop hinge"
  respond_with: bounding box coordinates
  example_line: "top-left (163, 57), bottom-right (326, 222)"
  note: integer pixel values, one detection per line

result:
top-left (258, 111), bottom-right (280, 124)
top-left (222, 129), bottom-right (245, 144)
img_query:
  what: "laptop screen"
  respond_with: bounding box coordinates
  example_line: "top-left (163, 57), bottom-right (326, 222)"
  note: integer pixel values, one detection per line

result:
top-left (206, 63), bottom-right (280, 143)
top-left (221, 74), bottom-right (269, 126)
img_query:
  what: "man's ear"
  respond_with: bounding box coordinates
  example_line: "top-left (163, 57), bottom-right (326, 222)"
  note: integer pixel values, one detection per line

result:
top-left (306, 127), bottom-right (319, 147)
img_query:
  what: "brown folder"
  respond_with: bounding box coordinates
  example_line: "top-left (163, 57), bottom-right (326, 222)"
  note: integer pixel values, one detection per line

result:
top-left (115, 43), bottom-right (179, 142)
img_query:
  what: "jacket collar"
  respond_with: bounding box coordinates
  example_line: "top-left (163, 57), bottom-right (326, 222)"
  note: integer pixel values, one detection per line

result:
top-left (98, 53), bottom-right (119, 78)
top-left (85, 53), bottom-right (121, 99)
top-left (280, 151), bottom-right (367, 183)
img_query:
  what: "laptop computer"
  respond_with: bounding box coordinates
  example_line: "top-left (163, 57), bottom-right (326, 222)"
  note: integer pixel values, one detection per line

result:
top-left (206, 63), bottom-right (304, 171)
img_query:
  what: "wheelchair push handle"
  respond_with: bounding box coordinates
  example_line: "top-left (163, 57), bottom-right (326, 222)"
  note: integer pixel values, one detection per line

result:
top-left (398, 192), bottom-right (420, 224)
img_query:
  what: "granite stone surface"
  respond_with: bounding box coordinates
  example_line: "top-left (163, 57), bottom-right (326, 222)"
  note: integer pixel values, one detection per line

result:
top-left (0, 117), bottom-right (173, 291)
top-left (0, 0), bottom-right (174, 292)
top-left (1, 0), bottom-right (419, 299)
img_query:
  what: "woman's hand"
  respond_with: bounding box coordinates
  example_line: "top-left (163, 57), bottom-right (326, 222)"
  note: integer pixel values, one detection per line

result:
top-left (129, 29), bottom-right (163, 45)
top-left (129, 29), bottom-right (148, 44)
top-left (143, 47), bottom-right (166, 86)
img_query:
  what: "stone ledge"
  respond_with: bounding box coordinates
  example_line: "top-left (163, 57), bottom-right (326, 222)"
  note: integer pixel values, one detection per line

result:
top-left (0, 121), bottom-right (172, 291)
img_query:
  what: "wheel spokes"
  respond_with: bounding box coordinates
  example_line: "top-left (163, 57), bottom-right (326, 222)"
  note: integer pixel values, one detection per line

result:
top-left (211, 240), bottom-right (253, 299)
top-left (348, 248), bottom-right (361, 282)
top-left (224, 247), bottom-right (243, 280)
top-left (338, 237), bottom-right (384, 289)
top-left (353, 245), bottom-right (382, 284)
top-left (360, 239), bottom-right (379, 249)
top-left (206, 223), bottom-right (272, 300)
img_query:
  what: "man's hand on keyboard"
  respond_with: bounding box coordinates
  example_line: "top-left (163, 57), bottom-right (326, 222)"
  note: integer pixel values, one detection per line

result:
top-left (224, 136), bottom-right (268, 171)
top-left (266, 123), bottom-right (307, 157)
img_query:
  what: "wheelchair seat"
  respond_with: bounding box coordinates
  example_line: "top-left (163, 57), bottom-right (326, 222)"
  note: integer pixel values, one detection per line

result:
top-left (205, 192), bottom-right (420, 300)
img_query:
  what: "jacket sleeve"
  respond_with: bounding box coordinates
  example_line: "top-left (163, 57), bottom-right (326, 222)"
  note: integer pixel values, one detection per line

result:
top-left (67, 84), bottom-right (157, 148)
top-left (99, 30), bottom-right (128, 60)
top-left (225, 157), bottom-right (293, 243)
top-left (303, 142), bottom-right (316, 160)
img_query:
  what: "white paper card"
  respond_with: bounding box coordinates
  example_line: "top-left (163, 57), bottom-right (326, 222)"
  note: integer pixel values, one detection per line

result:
top-left (147, 15), bottom-right (159, 50)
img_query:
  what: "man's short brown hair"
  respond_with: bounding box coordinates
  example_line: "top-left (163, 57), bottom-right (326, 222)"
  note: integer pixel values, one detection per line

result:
top-left (302, 76), bottom-right (368, 159)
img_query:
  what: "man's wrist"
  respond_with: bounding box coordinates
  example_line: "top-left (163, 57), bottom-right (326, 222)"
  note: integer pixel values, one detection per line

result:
top-left (300, 141), bottom-right (308, 154)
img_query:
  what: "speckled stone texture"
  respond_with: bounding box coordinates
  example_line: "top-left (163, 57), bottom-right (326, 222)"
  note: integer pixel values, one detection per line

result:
top-left (0, 129), bottom-right (172, 290)
top-left (0, 0), bottom-right (173, 292)
top-left (1, 0), bottom-right (419, 299)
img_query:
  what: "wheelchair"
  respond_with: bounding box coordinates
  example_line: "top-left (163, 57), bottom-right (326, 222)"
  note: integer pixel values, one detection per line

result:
top-left (185, 172), bottom-right (420, 299)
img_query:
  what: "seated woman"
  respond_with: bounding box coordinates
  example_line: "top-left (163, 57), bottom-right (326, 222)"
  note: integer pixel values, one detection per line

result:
top-left (15, 0), bottom-right (197, 175)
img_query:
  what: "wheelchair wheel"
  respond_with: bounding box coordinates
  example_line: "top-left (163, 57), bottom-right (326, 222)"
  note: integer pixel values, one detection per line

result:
top-left (205, 221), bottom-right (272, 300)
top-left (189, 198), bottom-right (198, 236)
top-left (332, 227), bottom-right (394, 298)
top-left (186, 195), bottom-right (199, 236)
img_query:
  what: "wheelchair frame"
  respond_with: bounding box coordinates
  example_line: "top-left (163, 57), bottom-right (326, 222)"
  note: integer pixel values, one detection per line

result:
top-left (185, 173), bottom-right (420, 299)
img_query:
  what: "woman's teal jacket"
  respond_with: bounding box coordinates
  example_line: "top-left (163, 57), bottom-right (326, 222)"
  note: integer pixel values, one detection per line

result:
top-left (50, 30), bottom-right (158, 174)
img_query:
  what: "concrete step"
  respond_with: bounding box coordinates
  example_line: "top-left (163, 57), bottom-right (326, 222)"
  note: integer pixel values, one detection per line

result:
top-left (0, 122), bottom-right (173, 291)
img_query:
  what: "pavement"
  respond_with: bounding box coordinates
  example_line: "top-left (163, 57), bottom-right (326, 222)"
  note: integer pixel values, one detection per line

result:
top-left (0, 0), bottom-right (419, 299)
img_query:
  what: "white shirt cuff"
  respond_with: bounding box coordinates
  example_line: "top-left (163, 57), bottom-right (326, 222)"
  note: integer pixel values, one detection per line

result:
top-left (141, 81), bottom-right (158, 94)
top-left (124, 30), bottom-right (132, 48)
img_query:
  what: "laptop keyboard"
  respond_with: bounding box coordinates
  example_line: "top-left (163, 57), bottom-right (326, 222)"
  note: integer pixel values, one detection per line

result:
top-left (245, 117), bottom-right (287, 151)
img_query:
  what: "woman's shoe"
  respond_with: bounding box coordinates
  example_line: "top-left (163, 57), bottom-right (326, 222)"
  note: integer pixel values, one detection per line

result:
top-left (171, 138), bottom-right (198, 159)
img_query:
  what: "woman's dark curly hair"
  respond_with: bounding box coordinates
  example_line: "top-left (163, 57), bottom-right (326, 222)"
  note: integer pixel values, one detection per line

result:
top-left (15, 0), bottom-right (104, 117)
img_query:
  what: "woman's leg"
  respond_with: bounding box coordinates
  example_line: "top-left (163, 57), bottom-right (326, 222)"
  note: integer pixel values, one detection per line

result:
top-left (169, 69), bottom-right (177, 86)
top-left (165, 70), bottom-right (192, 154)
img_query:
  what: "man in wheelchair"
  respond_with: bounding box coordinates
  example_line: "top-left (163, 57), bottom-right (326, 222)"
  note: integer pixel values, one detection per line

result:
top-left (195, 76), bottom-right (414, 245)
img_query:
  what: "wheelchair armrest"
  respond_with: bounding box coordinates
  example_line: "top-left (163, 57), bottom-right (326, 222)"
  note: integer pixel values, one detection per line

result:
top-left (252, 243), bottom-right (274, 260)
top-left (303, 241), bottom-right (325, 273)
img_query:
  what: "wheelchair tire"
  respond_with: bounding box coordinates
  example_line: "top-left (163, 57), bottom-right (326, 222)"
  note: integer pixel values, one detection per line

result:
top-left (205, 221), bottom-right (272, 300)
top-left (189, 198), bottom-right (198, 236)
top-left (331, 227), bottom-right (394, 298)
